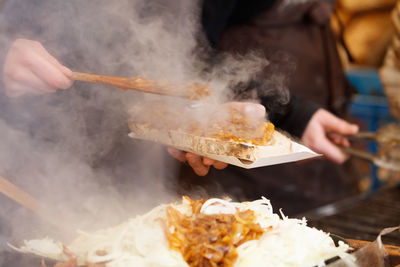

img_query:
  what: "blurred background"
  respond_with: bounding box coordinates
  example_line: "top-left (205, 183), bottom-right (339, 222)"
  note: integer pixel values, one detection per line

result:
top-left (308, 0), bottom-right (400, 245)
top-left (332, 0), bottom-right (400, 190)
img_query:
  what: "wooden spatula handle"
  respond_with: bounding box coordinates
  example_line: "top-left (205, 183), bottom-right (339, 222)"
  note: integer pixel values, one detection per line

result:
top-left (71, 71), bottom-right (210, 100)
top-left (72, 72), bottom-right (147, 89)
top-left (0, 176), bottom-right (66, 229)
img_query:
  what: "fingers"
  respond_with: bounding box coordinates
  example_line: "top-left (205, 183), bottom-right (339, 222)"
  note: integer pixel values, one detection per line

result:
top-left (32, 41), bottom-right (73, 78)
top-left (316, 136), bottom-right (349, 164)
top-left (203, 157), bottom-right (228, 170)
top-left (167, 147), bottom-right (186, 162)
top-left (167, 148), bottom-right (210, 176)
top-left (328, 133), bottom-right (350, 147)
top-left (5, 68), bottom-right (57, 98)
top-left (202, 157), bottom-right (215, 166)
top-left (319, 110), bottom-right (358, 135)
top-left (317, 109), bottom-right (357, 148)
top-left (28, 49), bottom-right (73, 90)
top-left (212, 161), bottom-right (228, 170)
top-left (3, 39), bottom-right (73, 97)
top-left (186, 153), bottom-right (210, 176)
top-left (5, 82), bottom-right (49, 98)
top-left (186, 153), bottom-right (228, 175)
top-left (167, 148), bottom-right (227, 175)
top-left (302, 109), bottom-right (356, 164)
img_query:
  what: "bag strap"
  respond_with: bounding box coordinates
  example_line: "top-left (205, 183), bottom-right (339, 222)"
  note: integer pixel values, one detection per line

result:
top-left (331, 9), bottom-right (355, 63)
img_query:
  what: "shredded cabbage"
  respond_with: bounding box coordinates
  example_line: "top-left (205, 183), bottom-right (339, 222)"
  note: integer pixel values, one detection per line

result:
top-left (10, 197), bottom-right (355, 267)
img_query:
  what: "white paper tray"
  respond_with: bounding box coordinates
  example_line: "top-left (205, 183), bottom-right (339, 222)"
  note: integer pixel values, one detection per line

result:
top-left (199, 142), bottom-right (320, 169)
top-left (128, 130), bottom-right (320, 169)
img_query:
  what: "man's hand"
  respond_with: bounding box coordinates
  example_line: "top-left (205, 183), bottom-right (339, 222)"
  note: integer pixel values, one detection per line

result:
top-left (167, 102), bottom-right (266, 176)
top-left (167, 147), bottom-right (228, 176)
top-left (3, 39), bottom-right (73, 98)
top-left (301, 109), bottom-right (359, 164)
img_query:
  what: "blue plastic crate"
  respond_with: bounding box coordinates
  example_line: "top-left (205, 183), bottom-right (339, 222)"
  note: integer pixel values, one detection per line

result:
top-left (346, 68), bottom-right (385, 96)
top-left (350, 95), bottom-right (393, 134)
top-left (346, 69), bottom-right (394, 190)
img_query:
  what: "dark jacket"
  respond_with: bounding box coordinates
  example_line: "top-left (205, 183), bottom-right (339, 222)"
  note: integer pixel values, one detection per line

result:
top-left (201, 0), bottom-right (320, 137)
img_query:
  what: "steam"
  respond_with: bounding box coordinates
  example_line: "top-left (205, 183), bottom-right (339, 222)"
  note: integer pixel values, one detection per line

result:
top-left (0, 0), bottom-right (290, 252)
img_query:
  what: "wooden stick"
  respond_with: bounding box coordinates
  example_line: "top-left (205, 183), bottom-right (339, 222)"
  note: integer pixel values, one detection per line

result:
top-left (71, 71), bottom-right (207, 99)
top-left (0, 176), bottom-right (66, 229)
top-left (0, 176), bottom-right (40, 213)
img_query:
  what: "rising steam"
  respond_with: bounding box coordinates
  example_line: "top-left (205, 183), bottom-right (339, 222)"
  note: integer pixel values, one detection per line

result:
top-left (0, 0), bottom-right (290, 253)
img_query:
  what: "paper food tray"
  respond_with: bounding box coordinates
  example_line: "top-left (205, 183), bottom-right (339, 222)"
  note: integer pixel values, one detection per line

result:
top-left (200, 142), bottom-right (320, 169)
top-left (128, 123), bottom-right (320, 168)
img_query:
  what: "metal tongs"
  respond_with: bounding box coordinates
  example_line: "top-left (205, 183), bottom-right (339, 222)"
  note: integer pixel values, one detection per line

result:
top-left (333, 131), bottom-right (400, 171)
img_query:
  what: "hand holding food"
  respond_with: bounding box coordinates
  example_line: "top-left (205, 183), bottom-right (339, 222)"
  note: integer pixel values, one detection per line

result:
top-left (167, 147), bottom-right (228, 176)
top-left (301, 109), bottom-right (359, 164)
top-left (2, 39), bottom-right (73, 98)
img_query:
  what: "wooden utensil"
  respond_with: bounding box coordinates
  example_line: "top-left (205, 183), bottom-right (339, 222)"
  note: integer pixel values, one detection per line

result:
top-left (71, 72), bottom-right (210, 100)
top-left (0, 176), bottom-right (67, 230)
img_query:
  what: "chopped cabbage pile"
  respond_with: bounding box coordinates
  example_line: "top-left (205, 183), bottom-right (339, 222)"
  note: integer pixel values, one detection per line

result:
top-left (10, 197), bottom-right (355, 267)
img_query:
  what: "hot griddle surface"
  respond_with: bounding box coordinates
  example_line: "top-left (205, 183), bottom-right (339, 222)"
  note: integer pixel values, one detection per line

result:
top-left (307, 185), bottom-right (400, 246)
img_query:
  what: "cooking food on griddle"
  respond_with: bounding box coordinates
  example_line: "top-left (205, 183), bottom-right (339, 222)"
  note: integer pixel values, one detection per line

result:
top-left (165, 197), bottom-right (264, 266)
top-left (11, 196), bottom-right (353, 267)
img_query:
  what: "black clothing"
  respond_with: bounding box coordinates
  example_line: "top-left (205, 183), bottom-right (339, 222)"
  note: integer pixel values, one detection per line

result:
top-left (216, 0), bottom-right (353, 116)
top-left (201, 0), bottom-right (276, 47)
top-left (177, 0), bottom-right (357, 214)
top-left (267, 95), bottom-right (319, 138)
top-left (201, 0), bottom-right (320, 138)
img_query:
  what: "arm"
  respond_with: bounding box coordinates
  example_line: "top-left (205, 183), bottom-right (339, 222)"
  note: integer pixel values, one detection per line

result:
top-left (267, 96), bottom-right (358, 163)
top-left (266, 95), bottom-right (319, 138)
top-left (2, 39), bottom-right (73, 98)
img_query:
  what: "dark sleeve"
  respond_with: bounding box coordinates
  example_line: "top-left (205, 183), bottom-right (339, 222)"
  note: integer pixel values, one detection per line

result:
top-left (201, 0), bottom-right (238, 47)
top-left (263, 95), bottom-right (319, 138)
top-left (201, 0), bottom-right (276, 47)
top-left (231, 79), bottom-right (319, 138)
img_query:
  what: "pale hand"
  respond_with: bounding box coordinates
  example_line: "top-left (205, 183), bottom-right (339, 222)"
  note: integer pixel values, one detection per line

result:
top-left (3, 39), bottom-right (73, 98)
top-left (167, 102), bottom-right (266, 176)
top-left (301, 109), bottom-right (359, 164)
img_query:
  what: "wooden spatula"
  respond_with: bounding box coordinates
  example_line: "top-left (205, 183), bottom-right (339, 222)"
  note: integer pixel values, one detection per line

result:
top-left (71, 72), bottom-right (210, 100)
top-left (0, 176), bottom-right (68, 230)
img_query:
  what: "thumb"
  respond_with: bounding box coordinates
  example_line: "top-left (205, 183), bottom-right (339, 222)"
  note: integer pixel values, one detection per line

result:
top-left (225, 102), bottom-right (266, 120)
top-left (243, 103), bottom-right (266, 120)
